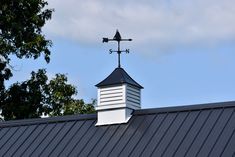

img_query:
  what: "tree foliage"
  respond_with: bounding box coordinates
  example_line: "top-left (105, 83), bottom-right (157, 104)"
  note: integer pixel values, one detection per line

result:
top-left (0, 0), bottom-right (53, 90)
top-left (1, 69), bottom-right (96, 120)
top-left (0, 0), bottom-right (96, 120)
top-left (63, 99), bottom-right (96, 116)
top-left (46, 74), bottom-right (77, 116)
top-left (2, 69), bottom-right (48, 120)
top-left (0, 0), bottom-right (53, 61)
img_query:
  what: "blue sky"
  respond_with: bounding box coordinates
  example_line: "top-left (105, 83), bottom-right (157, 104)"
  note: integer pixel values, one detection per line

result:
top-left (8, 0), bottom-right (235, 108)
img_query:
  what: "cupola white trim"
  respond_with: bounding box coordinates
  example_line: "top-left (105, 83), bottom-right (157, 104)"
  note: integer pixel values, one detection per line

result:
top-left (96, 84), bottom-right (141, 126)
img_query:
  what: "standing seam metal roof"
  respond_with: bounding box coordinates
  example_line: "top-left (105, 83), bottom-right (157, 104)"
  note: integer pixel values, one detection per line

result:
top-left (0, 101), bottom-right (234, 157)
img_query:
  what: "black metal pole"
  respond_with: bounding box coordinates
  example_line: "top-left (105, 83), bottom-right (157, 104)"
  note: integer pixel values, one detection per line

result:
top-left (118, 41), bottom-right (121, 68)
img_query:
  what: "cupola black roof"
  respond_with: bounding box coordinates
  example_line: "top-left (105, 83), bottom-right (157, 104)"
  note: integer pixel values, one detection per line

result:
top-left (96, 67), bottom-right (143, 89)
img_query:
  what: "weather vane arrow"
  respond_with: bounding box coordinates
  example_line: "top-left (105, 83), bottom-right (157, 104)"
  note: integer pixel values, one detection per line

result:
top-left (102, 30), bottom-right (132, 68)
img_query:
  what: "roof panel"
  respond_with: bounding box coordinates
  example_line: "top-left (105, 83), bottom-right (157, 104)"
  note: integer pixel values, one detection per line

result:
top-left (174, 110), bottom-right (211, 157)
top-left (97, 116), bottom-right (137, 157)
top-left (151, 111), bottom-right (189, 157)
top-left (69, 120), bottom-right (99, 156)
top-left (4, 125), bottom-right (37, 157)
top-left (0, 127), bottom-right (9, 141)
top-left (185, 109), bottom-right (223, 157)
top-left (196, 108), bottom-right (234, 157)
top-left (13, 124), bottom-right (46, 156)
top-left (119, 114), bottom-right (156, 156)
top-left (222, 129), bottom-right (235, 157)
top-left (162, 111), bottom-right (200, 157)
top-left (0, 126), bottom-right (27, 156)
top-left (40, 121), bottom-right (75, 156)
top-left (21, 123), bottom-right (56, 157)
top-left (49, 121), bottom-right (85, 157)
top-left (88, 125), bottom-right (119, 157)
top-left (33, 123), bottom-right (65, 156)
top-left (108, 115), bottom-right (146, 157)
top-left (0, 126), bottom-right (18, 150)
top-left (0, 101), bottom-right (234, 157)
top-left (78, 125), bottom-right (108, 156)
top-left (209, 109), bottom-right (235, 157)
top-left (59, 120), bottom-right (95, 157)
top-left (129, 113), bottom-right (167, 157)
top-left (141, 112), bottom-right (178, 156)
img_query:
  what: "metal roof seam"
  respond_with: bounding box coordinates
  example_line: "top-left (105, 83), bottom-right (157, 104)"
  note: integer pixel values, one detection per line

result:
top-left (220, 129), bottom-right (235, 156)
top-left (55, 120), bottom-right (86, 156)
top-left (76, 124), bottom-right (105, 156)
top-left (86, 125), bottom-right (111, 156)
top-left (0, 127), bottom-right (10, 141)
top-left (218, 110), bottom-right (235, 157)
top-left (11, 124), bottom-right (40, 157)
top-left (47, 121), bottom-right (77, 156)
top-left (138, 113), bottom-right (168, 157)
top-left (0, 126), bottom-right (20, 150)
top-left (117, 115), bottom-right (148, 157)
top-left (183, 109), bottom-right (213, 157)
top-left (3, 125), bottom-right (30, 156)
top-left (172, 110), bottom-right (201, 156)
top-left (38, 122), bottom-right (67, 157)
top-left (148, 112), bottom-right (180, 157)
top-left (27, 123), bottom-right (57, 157)
top-left (100, 116), bottom-right (138, 157)
top-left (207, 109), bottom-right (235, 157)
top-left (161, 111), bottom-right (191, 157)
top-left (195, 109), bottom-right (225, 157)
top-left (107, 116), bottom-right (142, 157)
top-left (18, 124), bottom-right (48, 157)
top-left (96, 125), bottom-right (121, 157)
top-left (66, 120), bottom-right (96, 157)
top-left (127, 114), bottom-right (158, 157)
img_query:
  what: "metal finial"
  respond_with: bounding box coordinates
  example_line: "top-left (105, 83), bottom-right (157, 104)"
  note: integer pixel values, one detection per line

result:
top-left (102, 30), bottom-right (132, 68)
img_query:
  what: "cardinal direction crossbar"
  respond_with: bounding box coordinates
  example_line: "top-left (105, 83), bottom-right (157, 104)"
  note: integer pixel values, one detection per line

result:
top-left (103, 30), bottom-right (132, 68)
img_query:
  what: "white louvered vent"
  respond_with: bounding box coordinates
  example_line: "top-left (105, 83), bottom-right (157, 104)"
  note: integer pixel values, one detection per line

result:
top-left (126, 85), bottom-right (141, 109)
top-left (99, 85), bottom-right (124, 107)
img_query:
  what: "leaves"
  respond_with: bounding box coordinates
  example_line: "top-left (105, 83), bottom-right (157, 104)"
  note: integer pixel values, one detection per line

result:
top-left (1, 69), bottom-right (96, 120)
top-left (0, 0), bottom-right (53, 91)
top-left (0, 0), bottom-right (54, 120)
top-left (0, 0), bottom-right (95, 120)
top-left (2, 69), bottom-right (48, 120)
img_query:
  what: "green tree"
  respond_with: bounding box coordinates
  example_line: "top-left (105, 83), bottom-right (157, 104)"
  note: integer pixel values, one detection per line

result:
top-left (63, 99), bottom-right (96, 115)
top-left (1, 69), bottom-right (96, 120)
top-left (0, 0), bottom-right (95, 120)
top-left (45, 73), bottom-right (96, 117)
top-left (46, 74), bottom-right (77, 116)
top-left (2, 69), bottom-right (48, 120)
top-left (0, 0), bottom-right (53, 90)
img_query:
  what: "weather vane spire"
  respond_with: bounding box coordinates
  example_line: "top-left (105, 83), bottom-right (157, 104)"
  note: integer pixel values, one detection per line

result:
top-left (102, 30), bottom-right (132, 68)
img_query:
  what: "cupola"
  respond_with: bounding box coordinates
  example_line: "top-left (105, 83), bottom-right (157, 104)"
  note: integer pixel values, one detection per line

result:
top-left (96, 30), bottom-right (143, 126)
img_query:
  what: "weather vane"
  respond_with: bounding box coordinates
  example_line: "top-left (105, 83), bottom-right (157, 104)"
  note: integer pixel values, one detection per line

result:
top-left (103, 30), bottom-right (132, 68)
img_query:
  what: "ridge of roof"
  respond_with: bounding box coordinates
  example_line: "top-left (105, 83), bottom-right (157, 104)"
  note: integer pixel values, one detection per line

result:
top-left (133, 101), bottom-right (235, 115)
top-left (0, 113), bottom-right (97, 128)
top-left (0, 101), bottom-right (234, 128)
top-left (96, 67), bottom-right (143, 88)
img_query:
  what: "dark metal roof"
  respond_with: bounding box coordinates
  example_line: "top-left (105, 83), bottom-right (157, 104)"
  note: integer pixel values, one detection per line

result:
top-left (96, 68), bottom-right (143, 89)
top-left (0, 101), bottom-right (234, 157)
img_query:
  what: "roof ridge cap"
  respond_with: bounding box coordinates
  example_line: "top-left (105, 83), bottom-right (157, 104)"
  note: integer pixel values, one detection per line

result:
top-left (0, 113), bottom-right (97, 128)
top-left (133, 101), bottom-right (235, 115)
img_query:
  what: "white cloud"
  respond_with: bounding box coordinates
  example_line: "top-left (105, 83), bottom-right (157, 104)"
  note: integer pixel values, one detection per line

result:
top-left (44, 0), bottom-right (235, 54)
